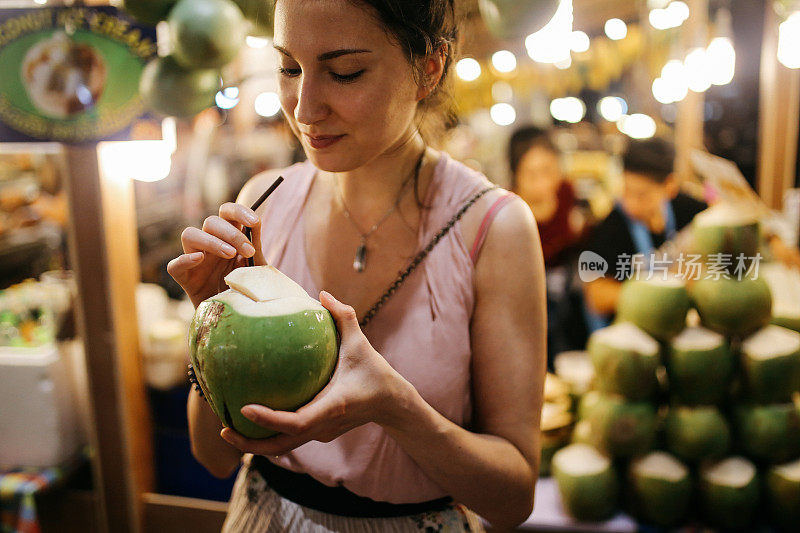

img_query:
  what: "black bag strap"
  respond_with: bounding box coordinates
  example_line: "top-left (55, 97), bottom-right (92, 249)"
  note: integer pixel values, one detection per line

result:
top-left (359, 186), bottom-right (498, 328)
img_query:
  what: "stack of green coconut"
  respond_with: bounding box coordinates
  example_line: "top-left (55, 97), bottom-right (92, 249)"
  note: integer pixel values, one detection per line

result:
top-left (122, 0), bottom-right (274, 117)
top-left (552, 203), bottom-right (800, 531)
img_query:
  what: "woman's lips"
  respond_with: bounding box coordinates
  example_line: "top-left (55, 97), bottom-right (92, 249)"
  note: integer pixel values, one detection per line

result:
top-left (305, 134), bottom-right (345, 149)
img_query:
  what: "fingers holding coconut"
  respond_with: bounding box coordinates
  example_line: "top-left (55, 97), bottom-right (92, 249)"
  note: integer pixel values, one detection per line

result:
top-left (319, 291), bottom-right (362, 338)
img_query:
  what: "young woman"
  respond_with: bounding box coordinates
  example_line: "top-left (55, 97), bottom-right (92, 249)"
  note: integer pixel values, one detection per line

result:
top-left (168, 1), bottom-right (546, 530)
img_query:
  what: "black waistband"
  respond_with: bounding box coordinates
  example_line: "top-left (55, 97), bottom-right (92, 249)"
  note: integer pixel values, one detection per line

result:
top-left (249, 454), bottom-right (453, 518)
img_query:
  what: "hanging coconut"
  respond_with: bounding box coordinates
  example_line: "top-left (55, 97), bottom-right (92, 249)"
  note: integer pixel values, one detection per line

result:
top-left (587, 322), bottom-right (660, 401)
top-left (616, 276), bottom-right (691, 341)
top-left (169, 0), bottom-right (247, 69)
top-left (740, 325), bottom-right (800, 404)
top-left (122, 0), bottom-right (178, 26)
top-left (699, 457), bottom-right (760, 532)
top-left (666, 327), bottom-right (734, 405)
top-left (189, 266), bottom-right (339, 439)
top-left (139, 55), bottom-right (221, 117)
top-left (477, 0), bottom-right (560, 40)
top-left (233, 0), bottom-right (275, 37)
top-left (552, 444), bottom-right (619, 521)
top-left (627, 451), bottom-right (692, 528)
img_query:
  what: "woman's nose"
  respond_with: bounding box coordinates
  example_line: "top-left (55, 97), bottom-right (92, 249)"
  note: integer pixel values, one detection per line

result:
top-left (294, 74), bottom-right (330, 126)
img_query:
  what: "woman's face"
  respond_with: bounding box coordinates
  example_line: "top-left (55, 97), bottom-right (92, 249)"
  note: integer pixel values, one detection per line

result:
top-left (274, 0), bottom-right (423, 172)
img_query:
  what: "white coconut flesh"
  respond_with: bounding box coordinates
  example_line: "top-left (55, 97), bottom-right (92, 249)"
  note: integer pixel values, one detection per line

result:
top-left (554, 351), bottom-right (595, 394)
top-left (774, 457), bottom-right (800, 482)
top-left (762, 263), bottom-right (800, 319)
top-left (694, 203), bottom-right (758, 228)
top-left (213, 290), bottom-right (325, 316)
top-left (704, 457), bottom-right (756, 488)
top-left (742, 326), bottom-right (800, 361)
top-left (672, 327), bottom-right (725, 351)
top-left (554, 444), bottom-right (610, 476)
top-left (633, 452), bottom-right (688, 482)
top-left (224, 265), bottom-right (310, 302)
top-left (593, 323), bottom-right (659, 356)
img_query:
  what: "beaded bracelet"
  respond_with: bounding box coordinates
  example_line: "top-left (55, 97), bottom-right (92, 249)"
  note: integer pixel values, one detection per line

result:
top-left (187, 363), bottom-right (207, 400)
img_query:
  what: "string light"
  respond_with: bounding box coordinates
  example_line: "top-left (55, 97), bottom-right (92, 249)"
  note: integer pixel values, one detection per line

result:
top-left (605, 18), bottom-right (628, 40)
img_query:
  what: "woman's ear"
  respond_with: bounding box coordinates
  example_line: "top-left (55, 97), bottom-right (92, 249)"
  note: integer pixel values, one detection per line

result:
top-left (416, 45), bottom-right (447, 101)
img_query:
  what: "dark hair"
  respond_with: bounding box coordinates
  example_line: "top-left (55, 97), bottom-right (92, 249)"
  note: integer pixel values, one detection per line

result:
top-left (623, 138), bottom-right (675, 184)
top-left (507, 126), bottom-right (559, 191)
top-left (348, 0), bottom-right (459, 145)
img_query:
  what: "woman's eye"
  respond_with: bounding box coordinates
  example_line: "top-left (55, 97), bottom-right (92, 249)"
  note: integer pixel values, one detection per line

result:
top-left (278, 66), bottom-right (301, 77)
top-left (331, 70), bottom-right (365, 83)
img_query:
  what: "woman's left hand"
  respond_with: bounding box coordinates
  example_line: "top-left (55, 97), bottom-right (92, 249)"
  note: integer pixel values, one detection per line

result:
top-left (220, 291), bottom-right (410, 456)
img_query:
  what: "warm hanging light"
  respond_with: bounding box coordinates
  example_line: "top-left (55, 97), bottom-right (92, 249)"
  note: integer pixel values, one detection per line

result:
top-left (456, 58), bottom-right (481, 81)
top-left (778, 11), bottom-right (800, 69)
top-left (604, 18), bottom-right (628, 40)
top-left (598, 96), bottom-right (627, 122)
top-left (684, 47), bottom-right (712, 92)
top-left (491, 50), bottom-right (517, 73)
top-left (706, 8), bottom-right (736, 85)
top-left (550, 97), bottom-right (586, 123)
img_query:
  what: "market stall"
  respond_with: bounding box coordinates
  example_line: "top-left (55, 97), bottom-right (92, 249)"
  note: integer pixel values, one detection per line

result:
top-left (1, 0), bottom-right (799, 532)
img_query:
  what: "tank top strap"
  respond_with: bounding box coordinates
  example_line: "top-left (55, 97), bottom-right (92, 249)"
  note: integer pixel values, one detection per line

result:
top-left (469, 192), bottom-right (517, 264)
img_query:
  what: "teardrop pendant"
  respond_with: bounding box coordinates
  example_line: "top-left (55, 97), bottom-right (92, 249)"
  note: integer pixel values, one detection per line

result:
top-left (353, 242), bottom-right (367, 272)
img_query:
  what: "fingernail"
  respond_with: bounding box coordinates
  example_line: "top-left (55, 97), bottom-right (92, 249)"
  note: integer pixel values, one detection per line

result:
top-left (190, 252), bottom-right (203, 261)
top-left (221, 243), bottom-right (237, 256)
top-left (242, 243), bottom-right (256, 257)
top-left (247, 213), bottom-right (259, 225)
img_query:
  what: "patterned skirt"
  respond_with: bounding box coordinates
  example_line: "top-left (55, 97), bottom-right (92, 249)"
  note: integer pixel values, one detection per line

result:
top-left (222, 458), bottom-right (486, 533)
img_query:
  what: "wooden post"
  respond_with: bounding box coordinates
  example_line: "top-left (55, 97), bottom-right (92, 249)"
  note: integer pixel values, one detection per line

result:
top-left (757, 3), bottom-right (800, 209)
top-left (674, 0), bottom-right (709, 183)
top-left (63, 143), bottom-right (154, 533)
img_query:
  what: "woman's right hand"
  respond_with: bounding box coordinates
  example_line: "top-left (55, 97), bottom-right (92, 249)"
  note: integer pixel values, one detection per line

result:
top-left (168, 202), bottom-right (266, 308)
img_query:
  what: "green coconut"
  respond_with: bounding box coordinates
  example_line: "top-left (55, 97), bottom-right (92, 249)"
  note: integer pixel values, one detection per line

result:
top-left (628, 451), bottom-right (692, 528)
top-left (139, 56), bottom-right (220, 117)
top-left (553, 444), bottom-right (619, 521)
top-left (762, 263), bottom-right (800, 332)
top-left (169, 0), bottom-right (247, 69)
top-left (583, 393), bottom-right (657, 458)
top-left (577, 390), bottom-right (603, 421)
top-left (700, 457), bottom-right (760, 531)
top-left (667, 326), bottom-right (734, 405)
top-left (734, 402), bottom-right (800, 464)
top-left (691, 203), bottom-right (760, 264)
top-left (233, 0), bottom-right (275, 36)
top-left (616, 276), bottom-right (691, 341)
top-left (540, 402), bottom-right (573, 477)
top-left (189, 266), bottom-right (339, 439)
top-left (688, 276), bottom-right (772, 337)
top-left (664, 405), bottom-right (731, 463)
top-left (741, 325), bottom-right (800, 404)
top-left (766, 457), bottom-right (800, 531)
top-left (587, 323), bottom-right (660, 401)
top-left (478, 0), bottom-right (560, 40)
top-left (122, 0), bottom-right (178, 26)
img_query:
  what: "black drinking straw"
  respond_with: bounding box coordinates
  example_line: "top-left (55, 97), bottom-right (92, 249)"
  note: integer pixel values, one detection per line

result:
top-left (243, 176), bottom-right (284, 267)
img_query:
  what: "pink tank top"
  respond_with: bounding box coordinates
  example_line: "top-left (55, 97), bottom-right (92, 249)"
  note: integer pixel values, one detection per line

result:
top-left (256, 152), bottom-right (509, 503)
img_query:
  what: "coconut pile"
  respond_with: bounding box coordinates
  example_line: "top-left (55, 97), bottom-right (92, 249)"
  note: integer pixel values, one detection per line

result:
top-left (550, 205), bottom-right (800, 530)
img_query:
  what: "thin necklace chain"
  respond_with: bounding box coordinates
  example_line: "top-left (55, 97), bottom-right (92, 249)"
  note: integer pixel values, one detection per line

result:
top-left (335, 149), bottom-right (425, 241)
